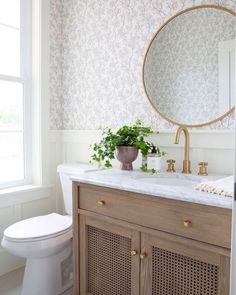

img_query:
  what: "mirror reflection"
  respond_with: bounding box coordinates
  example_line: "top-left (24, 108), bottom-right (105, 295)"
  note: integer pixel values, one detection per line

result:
top-left (143, 6), bottom-right (235, 127)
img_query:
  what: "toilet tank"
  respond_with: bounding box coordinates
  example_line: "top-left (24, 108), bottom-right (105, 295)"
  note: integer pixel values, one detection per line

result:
top-left (57, 163), bottom-right (97, 215)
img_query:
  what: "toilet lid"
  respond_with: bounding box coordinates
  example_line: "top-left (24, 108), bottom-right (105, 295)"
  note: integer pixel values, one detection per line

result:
top-left (4, 213), bottom-right (72, 241)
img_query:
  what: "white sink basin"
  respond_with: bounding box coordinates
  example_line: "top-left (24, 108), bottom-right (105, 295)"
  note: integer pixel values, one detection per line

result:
top-left (133, 172), bottom-right (204, 187)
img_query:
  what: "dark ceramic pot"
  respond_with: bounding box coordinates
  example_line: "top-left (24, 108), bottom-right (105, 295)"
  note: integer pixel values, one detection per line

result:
top-left (115, 146), bottom-right (139, 170)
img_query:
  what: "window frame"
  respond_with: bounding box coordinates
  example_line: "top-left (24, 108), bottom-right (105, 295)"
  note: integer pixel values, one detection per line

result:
top-left (0, 0), bottom-right (32, 189)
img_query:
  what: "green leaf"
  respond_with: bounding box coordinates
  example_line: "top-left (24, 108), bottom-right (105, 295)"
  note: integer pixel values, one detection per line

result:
top-left (89, 120), bottom-right (165, 169)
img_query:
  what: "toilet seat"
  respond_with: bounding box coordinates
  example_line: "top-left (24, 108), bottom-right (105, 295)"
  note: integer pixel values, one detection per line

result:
top-left (3, 213), bottom-right (72, 242)
top-left (1, 213), bottom-right (73, 294)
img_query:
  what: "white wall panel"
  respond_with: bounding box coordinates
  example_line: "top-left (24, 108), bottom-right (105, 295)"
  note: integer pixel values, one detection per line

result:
top-left (1, 129), bottom-right (232, 276)
top-left (50, 130), bottom-right (235, 217)
top-left (0, 186), bottom-right (54, 276)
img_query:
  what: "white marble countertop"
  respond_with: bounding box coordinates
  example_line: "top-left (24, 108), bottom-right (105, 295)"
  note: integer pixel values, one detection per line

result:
top-left (71, 167), bottom-right (233, 209)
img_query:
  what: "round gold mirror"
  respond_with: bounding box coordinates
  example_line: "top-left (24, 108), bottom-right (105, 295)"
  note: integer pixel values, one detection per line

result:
top-left (143, 5), bottom-right (235, 127)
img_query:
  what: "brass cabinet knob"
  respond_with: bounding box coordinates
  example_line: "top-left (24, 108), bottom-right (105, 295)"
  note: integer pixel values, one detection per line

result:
top-left (166, 159), bottom-right (176, 173)
top-left (183, 220), bottom-right (192, 228)
top-left (198, 162), bottom-right (208, 176)
top-left (97, 200), bottom-right (105, 206)
top-left (131, 250), bottom-right (138, 256)
top-left (140, 252), bottom-right (147, 260)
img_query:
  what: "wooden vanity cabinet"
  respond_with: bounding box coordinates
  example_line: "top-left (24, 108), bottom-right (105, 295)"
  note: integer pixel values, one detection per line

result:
top-left (73, 183), bottom-right (231, 295)
top-left (79, 215), bottom-right (140, 295)
top-left (140, 231), bottom-right (230, 295)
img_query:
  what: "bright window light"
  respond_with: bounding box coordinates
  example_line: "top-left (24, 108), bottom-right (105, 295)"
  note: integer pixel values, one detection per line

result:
top-left (0, 0), bottom-right (31, 188)
top-left (0, 81), bottom-right (24, 183)
top-left (0, 24), bottom-right (20, 77)
top-left (0, 1), bottom-right (20, 29)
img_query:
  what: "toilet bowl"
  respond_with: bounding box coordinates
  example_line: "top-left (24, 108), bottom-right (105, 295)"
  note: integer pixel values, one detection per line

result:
top-left (2, 213), bottom-right (73, 295)
top-left (1, 163), bottom-right (96, 295)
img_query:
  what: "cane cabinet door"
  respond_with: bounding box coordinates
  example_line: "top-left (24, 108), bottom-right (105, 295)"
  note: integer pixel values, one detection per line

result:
top-left (79, 215), bottom-right (140, 295)
top-left (140, 231), bottom-right (230, 295)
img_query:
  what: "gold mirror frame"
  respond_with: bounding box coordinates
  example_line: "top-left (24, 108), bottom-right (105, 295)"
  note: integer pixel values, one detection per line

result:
top-left (142, 5), bottom-right (236, 128)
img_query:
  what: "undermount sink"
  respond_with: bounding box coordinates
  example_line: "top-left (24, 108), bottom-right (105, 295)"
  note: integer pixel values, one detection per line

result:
top-left (133, 172), bottom-right (204, 187)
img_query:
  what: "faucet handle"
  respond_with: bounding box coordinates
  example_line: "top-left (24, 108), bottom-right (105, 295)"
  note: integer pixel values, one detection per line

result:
top-left (198, 162), bottom-right (208, 176)
top-left (166, 159), bottom-right (176, 173)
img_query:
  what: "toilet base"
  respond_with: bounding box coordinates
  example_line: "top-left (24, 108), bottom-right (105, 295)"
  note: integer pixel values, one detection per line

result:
top-left (21, 240), bottom-right (73, 295)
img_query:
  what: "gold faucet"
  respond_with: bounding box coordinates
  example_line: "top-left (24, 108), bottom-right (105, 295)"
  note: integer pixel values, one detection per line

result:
top-left (174, 126), bottom-right (191, 174)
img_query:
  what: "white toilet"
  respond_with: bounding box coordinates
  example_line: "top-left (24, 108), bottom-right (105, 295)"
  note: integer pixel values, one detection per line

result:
top-left (1, 163), bottom-right (93, 295)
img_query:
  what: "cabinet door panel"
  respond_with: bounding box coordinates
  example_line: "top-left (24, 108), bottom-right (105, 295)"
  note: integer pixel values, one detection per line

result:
top-left (140, 231), bottom-right (230, 295)
top-left (79, 215), bottom-right (140, 295)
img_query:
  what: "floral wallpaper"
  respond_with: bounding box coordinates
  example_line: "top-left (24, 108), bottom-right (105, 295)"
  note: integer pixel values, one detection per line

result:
top-left (49, 0), bottom-right (235, 130)
top-left (144, 8), bottom-right (235, 126)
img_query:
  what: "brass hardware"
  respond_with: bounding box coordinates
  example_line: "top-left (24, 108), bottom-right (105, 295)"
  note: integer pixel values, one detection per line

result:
top-left (140, 252), bottom-right (147, 260)
top-left (166, 159), bottom-right (176, 173)
top-left (131, 250), bottom-right (138, 256)
top-left (198, 162), bottom-right (208, 176)
top-left (183, 220), bottom-right (192, 228)
top-left (175, 126), bottom-right (191, 174)
top-left (97, 200), bottom-right (105, 206)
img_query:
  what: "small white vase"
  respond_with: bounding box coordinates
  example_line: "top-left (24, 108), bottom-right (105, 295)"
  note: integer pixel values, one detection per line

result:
top-left (147, 155), bottom-right (162, 171)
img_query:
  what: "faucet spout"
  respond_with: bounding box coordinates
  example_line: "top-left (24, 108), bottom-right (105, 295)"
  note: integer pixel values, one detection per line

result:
top-left (175, 126), bottom-right (191, 174)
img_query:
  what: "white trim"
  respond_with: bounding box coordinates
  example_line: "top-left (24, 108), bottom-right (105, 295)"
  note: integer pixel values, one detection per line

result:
top-left (40, 0), bottom-right (50, 185)
top-left (49, 130), bottom-right (234, 175)
top-left (31, 0), bottom-right (50, 186)
top-left (0, 185), bottom-right (53, 208)
top-left (21, 0), bottom-right (32, 186)
top-left (31, 0), bottom-right (41, 185)
top-left (0, 22), bottom-right (20, 31)
top-left (229, 36), bottom-right (236, 295)
top-left (0, 74), bottom-right (22, 83)
top-left (0, 179), bottom-right (31, 191)
top-left (230, 151), bottom-right (236, 294)
top-left (0, 130), bottom-right (23, 133)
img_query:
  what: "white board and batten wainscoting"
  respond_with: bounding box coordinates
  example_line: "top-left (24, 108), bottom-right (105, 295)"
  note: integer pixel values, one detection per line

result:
top-left (49, 129), bottom-right (235, 213)
top-left (0, 186), bottom-right (53, 276)
top-left (0, 129), bottom-right (234, 277)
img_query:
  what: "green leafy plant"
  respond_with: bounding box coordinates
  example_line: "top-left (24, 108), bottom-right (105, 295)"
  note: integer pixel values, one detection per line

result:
top-left (90, 120), bottom-right (162, 168)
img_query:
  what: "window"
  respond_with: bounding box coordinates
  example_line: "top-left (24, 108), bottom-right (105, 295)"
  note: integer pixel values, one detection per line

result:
top-left (0, 0), bottom-right (31, 188)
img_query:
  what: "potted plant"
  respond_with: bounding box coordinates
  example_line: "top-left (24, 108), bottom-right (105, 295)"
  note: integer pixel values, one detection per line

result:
top-left (90, 120), bottom-right (157, 170)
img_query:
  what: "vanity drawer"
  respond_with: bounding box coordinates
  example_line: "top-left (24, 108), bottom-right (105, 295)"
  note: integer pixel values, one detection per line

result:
top-left (78, 184), bottom-right (231, 248)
